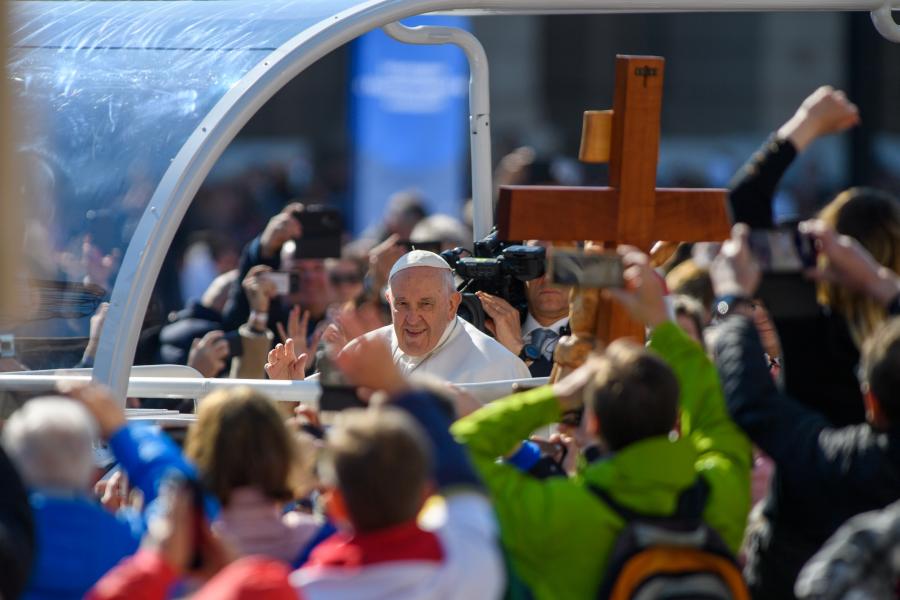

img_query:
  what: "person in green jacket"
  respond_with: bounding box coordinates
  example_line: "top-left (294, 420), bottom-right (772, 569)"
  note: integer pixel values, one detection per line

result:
top-left (451, 247), bottom-right (752, 600)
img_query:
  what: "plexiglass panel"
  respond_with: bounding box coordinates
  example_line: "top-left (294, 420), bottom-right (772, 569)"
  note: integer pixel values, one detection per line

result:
top-left (4, 0), bottom-right (361, 370)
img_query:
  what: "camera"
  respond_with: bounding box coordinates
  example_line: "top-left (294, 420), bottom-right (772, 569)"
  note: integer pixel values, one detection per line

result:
top-left (441, 231), bottom-right (546, 333)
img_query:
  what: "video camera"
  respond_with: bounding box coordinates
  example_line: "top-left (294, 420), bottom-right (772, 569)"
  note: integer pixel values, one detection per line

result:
top-left (441, 231), bottom-right (545, 333)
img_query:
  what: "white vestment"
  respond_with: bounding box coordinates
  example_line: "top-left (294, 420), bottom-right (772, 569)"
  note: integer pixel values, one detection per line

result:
top-left (362, 316), bottom-right (531, 384)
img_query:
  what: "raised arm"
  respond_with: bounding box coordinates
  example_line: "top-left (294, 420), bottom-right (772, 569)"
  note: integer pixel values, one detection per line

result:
top-left (64, 384), bottom-right (196, 507)
top-left (610, 247), bottom-right (751, 551)
top-left (729, 86), bottom-right (858, 228)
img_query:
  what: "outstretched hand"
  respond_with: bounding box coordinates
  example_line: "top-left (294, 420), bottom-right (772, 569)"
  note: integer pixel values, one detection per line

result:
top-left (188, 330), bottom-right (230, 378)
top-left (265, 339), bottom-right (308, 380)
top-left (801, 219), bottom-right (900, 306)
top-left (606, 247), bottom-right (669, 329)
top-left (710, 224), bottom-right (762, 299)
top-left (260, 203), bottom-right (303, 259)
top-left (143, 479), bottom-right (235, 579)
top-left (334, 335), bottom-right (407, 396)
top-left (58, 382), bottom-right (126, 439)
top-left (476, 291), bottom-right (525, 355)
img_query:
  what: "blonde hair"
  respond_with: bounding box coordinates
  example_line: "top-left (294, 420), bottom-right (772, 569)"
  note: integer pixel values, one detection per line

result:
top-left (817, 188), bottom-right (900, 347)
top-left (185, 387), bottom-right (307, 506)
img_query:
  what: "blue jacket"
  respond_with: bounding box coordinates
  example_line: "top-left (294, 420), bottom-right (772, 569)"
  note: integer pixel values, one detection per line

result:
top-left (22, 424), bottom-right (195, 600)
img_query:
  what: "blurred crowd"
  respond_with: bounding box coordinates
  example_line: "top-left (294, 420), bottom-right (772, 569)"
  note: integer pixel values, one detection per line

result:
top-left (3, 86), bottom-right (900, 600)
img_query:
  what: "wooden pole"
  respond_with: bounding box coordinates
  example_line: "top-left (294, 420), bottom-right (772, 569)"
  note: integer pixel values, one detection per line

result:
top-left (0, 0), bottom-right (21, 316)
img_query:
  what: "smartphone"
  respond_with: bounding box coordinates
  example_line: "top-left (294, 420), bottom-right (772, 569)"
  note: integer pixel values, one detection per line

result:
top-left (292, 205), bottom-right (343, 259)
top-left (318, 385), bottom-right (366, 412)
top-left (549, 249), bottom-right (624, 288)
top-left (398, 239), bottom-right (443, 255)
top-left (261, 271), bottom-right (300, 296)
top-left (748, 228), bottom-right (816, 274)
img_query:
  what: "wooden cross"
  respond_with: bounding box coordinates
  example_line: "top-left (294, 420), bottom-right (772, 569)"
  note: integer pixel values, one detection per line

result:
top-left (497, 54), bottom-right (732, 357)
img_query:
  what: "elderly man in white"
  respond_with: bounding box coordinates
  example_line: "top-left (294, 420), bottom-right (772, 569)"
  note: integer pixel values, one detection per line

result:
top-left (266, 250), bottom-right (530, 383)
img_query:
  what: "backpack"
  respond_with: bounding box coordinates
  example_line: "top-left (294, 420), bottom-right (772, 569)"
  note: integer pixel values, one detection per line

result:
top-left (589, 478), bottom-right (750, 600)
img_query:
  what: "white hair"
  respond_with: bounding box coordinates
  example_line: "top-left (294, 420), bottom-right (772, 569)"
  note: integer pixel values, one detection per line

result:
top-left (2, 397), bottom-right (98, 491)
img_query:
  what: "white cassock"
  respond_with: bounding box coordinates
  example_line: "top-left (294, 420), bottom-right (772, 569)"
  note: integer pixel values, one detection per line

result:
top-left (361, 316), bottom-right (531, 384)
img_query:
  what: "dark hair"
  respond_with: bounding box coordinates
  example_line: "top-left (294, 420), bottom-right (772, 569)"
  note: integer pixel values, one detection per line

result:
top-left (324, 407), bottom-right (431, 532)
top-left (185, 388), bottom-right (299, 506)
top-left (589, 340), bottom-right (680, 451)
top-left (861, 316), bottom-right (900, 424)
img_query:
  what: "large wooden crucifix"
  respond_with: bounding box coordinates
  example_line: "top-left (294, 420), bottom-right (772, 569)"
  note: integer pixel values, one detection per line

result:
top-left (497, 55), bottom-right (732, 373)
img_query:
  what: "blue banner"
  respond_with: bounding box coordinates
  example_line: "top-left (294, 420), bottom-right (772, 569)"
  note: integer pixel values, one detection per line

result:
top-left (350, 16), bottom-right (471, 235)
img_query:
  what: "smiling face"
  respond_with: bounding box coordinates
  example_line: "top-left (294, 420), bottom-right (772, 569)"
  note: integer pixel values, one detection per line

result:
top-left (387, 267), bottom-right (461, 357)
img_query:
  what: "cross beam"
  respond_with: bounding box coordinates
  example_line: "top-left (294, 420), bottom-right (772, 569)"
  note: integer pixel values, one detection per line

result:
top-left (496, 55), bottom-right (732, 345)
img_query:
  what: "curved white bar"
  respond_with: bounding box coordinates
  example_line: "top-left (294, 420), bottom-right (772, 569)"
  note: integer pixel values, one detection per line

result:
top-left (0, 373), bottom-right (549, 406)
top-left (872, 2), bottom-right (900, 41)
top-left (382, 21), bottom-right (493, 241)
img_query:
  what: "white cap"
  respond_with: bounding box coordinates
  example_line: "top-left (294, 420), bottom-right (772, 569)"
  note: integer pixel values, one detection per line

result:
top-left (388, 250), bottom-right (453, 280)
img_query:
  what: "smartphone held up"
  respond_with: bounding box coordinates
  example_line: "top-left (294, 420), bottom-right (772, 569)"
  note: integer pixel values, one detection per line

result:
top-left (548, 249), bottom-right (625, 289)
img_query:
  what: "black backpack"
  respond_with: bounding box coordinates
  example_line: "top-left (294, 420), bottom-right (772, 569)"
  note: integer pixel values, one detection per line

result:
top-left (589, 478), bottom-right (750, 600)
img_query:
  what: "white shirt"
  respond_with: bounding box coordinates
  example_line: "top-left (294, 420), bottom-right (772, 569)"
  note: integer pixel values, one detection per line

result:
top-left (362, 317), bottom-right (531, 384)
top-left (293, 493), bottom-right (506, 600)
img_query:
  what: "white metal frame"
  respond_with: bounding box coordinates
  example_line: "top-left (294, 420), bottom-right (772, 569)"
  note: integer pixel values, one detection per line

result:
top-left (382, 21), bottom-right (493, 242)
top-left (0, 372), bottom-right (548, 408)
top-left (84, 0), bottom-right (899, 402)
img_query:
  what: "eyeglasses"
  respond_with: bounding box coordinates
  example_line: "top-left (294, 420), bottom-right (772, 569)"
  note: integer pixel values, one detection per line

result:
top-left (330, 273), bottom-right (362, 285)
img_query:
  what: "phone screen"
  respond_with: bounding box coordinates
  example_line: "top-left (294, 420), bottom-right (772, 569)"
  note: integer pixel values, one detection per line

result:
top-left (549, 250), bottom-right (624, 288)
top-left (261, 271), bottom-right (299, 296)
top-left (748, 229), bottom-right (816, 273)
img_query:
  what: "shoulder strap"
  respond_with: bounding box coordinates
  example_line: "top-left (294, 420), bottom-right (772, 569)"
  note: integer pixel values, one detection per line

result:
top-left (586, 476), bottom-right (709, 522)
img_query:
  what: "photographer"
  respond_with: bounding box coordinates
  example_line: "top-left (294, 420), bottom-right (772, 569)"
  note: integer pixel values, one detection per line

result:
top-left (711, 223), bottom-right (900, 600)
top-left (221, 203), bottom-right (337, 364)
top-left (475, 241), bottom-right (571, 377)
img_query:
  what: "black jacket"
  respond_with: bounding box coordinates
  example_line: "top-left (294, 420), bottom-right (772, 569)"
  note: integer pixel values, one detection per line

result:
top-left (0, 446), bottom-right (34, 600)
top-left (729, 136), bottom-right (865, 427)
top-left (157, 300), bottom-right (224, 365)
top-left (714, 316), bottom-right (900, 599)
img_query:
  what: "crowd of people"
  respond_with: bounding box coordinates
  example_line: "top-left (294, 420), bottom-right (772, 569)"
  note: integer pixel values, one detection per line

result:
top-left (2, 84), bottom-right (900, 600)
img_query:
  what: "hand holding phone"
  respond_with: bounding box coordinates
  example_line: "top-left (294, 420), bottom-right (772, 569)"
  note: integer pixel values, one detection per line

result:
top-left (548, 249), bottom-right (624, 288)
top-left (747, 227), bottom-right (816, 273)
top-left (260, 271), bottom-right (300, 296)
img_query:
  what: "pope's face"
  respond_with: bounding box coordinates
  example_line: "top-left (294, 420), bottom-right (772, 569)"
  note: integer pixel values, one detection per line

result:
top-left (388, 267), bottom-right (461, 357)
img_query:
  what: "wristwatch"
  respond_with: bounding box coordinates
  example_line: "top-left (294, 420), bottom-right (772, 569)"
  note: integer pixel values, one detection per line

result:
top-left (518, 344), bottom-right (541, 362)
top-left (713, 295), bottom-right (752, 320)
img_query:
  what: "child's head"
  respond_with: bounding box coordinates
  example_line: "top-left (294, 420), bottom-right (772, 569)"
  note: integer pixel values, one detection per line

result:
top-left (586, 340), bottom-right (680, 451)
top-left (321, 407), bottom-right (432, 532)
top-left (861, 316), bottom-right (900, 429)
top-left (186, 387), bottom-right (301, 506)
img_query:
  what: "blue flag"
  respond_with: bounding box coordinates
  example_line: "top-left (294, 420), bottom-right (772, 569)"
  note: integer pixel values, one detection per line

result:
top-left (350, 16), bottom-right (471, 235)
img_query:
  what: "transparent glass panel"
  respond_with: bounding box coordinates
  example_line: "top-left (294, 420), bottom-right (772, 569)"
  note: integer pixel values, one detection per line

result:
top-left (4, 0), bottom-right (361, 370)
